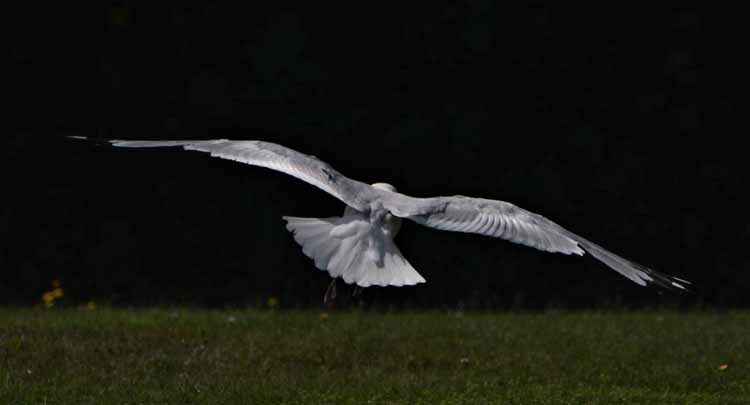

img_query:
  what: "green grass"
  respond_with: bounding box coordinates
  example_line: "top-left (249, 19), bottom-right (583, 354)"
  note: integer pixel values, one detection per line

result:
top-left (1, 308), bottom-right (748, 404)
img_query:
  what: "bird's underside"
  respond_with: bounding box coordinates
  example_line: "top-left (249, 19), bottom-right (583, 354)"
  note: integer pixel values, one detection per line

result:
top-left (69, 137), bottom-right (691, 291)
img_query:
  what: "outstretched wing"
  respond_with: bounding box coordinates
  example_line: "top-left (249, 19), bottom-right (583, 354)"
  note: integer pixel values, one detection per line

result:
top-left (398, 195), bottom-right (689, 290)
top-left (74, 138), bottom-right (374, 211)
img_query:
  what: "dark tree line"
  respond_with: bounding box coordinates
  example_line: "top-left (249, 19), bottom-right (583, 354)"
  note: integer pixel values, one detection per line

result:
top-left (3, 3), bottom-right (746, 308)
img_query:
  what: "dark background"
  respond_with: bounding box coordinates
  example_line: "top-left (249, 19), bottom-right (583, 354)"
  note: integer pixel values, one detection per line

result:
top-left (4, 3), bottom-right (746, 308)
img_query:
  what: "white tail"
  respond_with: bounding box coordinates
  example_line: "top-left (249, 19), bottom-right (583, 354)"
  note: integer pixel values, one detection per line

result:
top-left (283, 213), bottom-right (425, 287)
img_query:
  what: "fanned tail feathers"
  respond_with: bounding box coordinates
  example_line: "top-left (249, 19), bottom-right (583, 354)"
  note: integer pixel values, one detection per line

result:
top-left (283, 215), bottom-right (425, 287)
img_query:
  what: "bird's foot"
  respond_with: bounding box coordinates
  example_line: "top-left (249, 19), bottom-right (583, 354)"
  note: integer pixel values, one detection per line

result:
top-left (352, 286), bottom-right (363, 297)
top-left (324, 279), bottom-right (337, 306)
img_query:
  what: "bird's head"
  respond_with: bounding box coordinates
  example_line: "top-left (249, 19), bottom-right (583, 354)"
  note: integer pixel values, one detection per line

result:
top-left (371, 182), bottom-right (397, 192)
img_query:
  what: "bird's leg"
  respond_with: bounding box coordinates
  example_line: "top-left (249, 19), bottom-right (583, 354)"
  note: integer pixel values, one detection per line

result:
top-left (324, 278), bottom-right (337, 306)
top-left (352, 286), bottom-right (363, 297)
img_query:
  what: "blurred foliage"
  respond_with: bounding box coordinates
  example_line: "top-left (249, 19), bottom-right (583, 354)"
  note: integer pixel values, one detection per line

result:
top-left (2, 309), bottom-right (749, 403)
top-left (2, 4), bottom-right (745, 307)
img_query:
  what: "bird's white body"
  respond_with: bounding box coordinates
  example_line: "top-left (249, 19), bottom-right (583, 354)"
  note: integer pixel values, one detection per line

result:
top-left (284, 182), bottom-right (423, 287)
top-left (70, 137), bottom-right (690, 290)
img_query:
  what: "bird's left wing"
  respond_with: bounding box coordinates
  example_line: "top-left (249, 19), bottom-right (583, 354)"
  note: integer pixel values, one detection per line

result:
top-left (389, 194), bottom-right (689, 290)
top-left (72, 138), bottom-right (374, 211)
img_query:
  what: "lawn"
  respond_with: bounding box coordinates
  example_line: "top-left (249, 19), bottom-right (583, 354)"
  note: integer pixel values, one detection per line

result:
top-left (1, 308), bottom-right (748, 404)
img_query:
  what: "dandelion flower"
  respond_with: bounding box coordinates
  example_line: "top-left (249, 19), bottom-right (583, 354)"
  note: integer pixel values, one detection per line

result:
top-left (719, 364), bottom-right (729, 371)
top-left (86, 301), bottom-right (96, 310)
top-left (42, 292), bottom-right (56, 307)
top-left (319, 312), bottom-right (329, 321)
top-left (42, 280), bottom-right (63, 308)
top-left (267, 296), bottom-right (278, 309)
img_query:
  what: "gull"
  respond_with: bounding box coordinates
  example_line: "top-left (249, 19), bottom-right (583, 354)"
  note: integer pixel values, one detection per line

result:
top-left (70, 137), bottom-right (690, 301)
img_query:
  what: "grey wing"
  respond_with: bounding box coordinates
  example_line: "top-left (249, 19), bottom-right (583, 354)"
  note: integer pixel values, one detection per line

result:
top-left (102, 139), bottom-right (374, 211)
top-left (396, 195), bottom-right (689, 290)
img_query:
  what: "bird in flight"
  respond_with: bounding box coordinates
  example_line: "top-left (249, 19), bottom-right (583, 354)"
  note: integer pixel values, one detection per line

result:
top-left (70, 137), bottom-right (689, 302)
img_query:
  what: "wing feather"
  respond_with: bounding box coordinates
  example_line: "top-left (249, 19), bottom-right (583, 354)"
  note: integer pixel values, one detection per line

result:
top-left (401, 195), bottom-right (689, 290)
top-left (101, 139), bottom-right (374, 211)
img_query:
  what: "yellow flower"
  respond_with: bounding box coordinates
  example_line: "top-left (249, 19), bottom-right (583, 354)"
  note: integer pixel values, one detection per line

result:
top-left (319, 312), bottom-right (329, 321)
top-left (41, 281), bottom-right (64, 308)
top-left (719, 364), bottom-right (729, 371)
top-left (42, 291), bottom-right (56, 307)
top-left (86, 301), bottom-right (96, 311)
top-left (267, 297), bottom-right (278, 309)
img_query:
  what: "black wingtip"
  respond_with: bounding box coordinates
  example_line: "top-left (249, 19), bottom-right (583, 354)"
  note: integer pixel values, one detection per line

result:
top-left (66, 135), bottom-right (113, 146)
top-left (642, 266), bottom-right (692, 293)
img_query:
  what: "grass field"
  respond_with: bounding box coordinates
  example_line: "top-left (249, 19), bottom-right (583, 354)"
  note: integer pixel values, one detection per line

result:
top-left (1, 308), bottom-right (748, 404)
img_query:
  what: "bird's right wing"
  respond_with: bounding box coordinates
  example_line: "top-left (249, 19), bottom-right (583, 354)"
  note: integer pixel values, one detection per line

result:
top-left (401, 196), bottom-right (585, 255)
top-left (389, 194), bottom-right (689, 290)
top-left (72, 138), bottom-right (375, 211)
